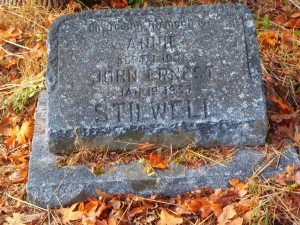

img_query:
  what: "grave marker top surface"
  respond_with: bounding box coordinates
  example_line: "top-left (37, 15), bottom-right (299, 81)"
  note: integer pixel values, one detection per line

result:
top-left (46, 5), bottom-right (267, 154)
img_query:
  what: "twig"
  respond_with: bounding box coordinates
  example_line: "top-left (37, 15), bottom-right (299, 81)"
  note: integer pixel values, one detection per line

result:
top-left (4, 39), bottom-right (32, 50)
top-left (47, 205), bottom-right (51, 225)
top-left (289, 0), bottom-right (300, 9)
top-left (187, 149), bottom-right (227, 167)
top-left (117, 197), bottom-right (134, 225)
top-left (6, 193), bottom-right (48, 211)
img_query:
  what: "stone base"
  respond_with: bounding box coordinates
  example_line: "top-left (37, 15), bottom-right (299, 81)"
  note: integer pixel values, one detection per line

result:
top-left (26, 91), bottom-right (300, 207)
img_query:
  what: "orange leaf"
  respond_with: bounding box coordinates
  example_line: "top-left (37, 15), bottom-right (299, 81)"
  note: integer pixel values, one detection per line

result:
top-left (84, 200), bottom-right (98, 212)
top-left (158, 209), bottom-right (183, 225)
top-left (59, 203), bottom-right (83, 224)
top-left (4, 134), bottom-right (17, 149)
top-left (185, 198), bottom-right (216, 218)
top-left (267, 96), bottom-right (291, 111)
top-left (5, 120), bottom-right (34, 148)
top-left (147, 153), bottom-right (168, 169)
top-left (45, 14), bottom-right (58, 28)
top-left (258, 31), bottom-right (278, 46)
top-left (284, 19), bottom-right (300, 28)
top-left (229, 178), bottom-right (240, 187)
top-left (111, 0), bottom-right (128, 9)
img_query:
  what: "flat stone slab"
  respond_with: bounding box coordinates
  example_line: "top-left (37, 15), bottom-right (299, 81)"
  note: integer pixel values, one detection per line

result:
top-left (47, 5), bottom-right (267, 154)
top-left (26, 92), bottom-right (300, 207)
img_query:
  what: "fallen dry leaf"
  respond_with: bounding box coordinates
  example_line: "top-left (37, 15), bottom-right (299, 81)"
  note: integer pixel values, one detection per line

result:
top-left (158, 209), bottom-right (183, 225)
top-left (270, 110), bottom-right (299, 123)
top-left (218, 204), bottom-right (237, 225)
top-left (258, 31), bottom-right (278, 47)
top-left (127, 206), bottom-right (145, 220)
top-left (291, 11), bottom-right (300, 18)
top-left (284, 19), bottom-right (300, 28)
top-left (0, 27), bottom-right (22, 44)
top-left (107, 217), bottom-right (117, 225)
top-left (227, 217), bottom-right (243, 225)
top-left (147, 152), bottom-right (168, 169)
top-left (45, 14), bottom-right (58, 28)
top-left (4, 213), bottom-right (26, 225)
top-left (294, 172), bottom-right (300, 185)
top-left (111, 0), bottom-right (128, 8)
top-left (4, 120), bottom-right (34, 149)
top-left (59, 203), bottom-right (84, 224)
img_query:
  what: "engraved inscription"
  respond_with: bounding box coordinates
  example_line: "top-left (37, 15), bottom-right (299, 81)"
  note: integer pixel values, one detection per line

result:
top-left (127, 35), bottom-right (176, 50)
top-left (92, 69), bottom-right (137, 84)
top-left (94, 99), bottom-right (210, 124)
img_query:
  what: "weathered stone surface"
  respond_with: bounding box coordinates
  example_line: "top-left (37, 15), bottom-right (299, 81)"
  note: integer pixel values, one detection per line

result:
top-left (26, 92), bottom-right (299, 207)
top-left (46, 5), bottom-right (267, 154)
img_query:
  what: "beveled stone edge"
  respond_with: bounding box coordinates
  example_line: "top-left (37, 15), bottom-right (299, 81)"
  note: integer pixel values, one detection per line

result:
top-left (26, 92), bottom-right (299, 208)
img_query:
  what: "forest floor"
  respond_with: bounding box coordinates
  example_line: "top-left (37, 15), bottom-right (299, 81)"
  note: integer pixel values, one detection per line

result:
top-left (0, 0), bottom-right (300, 224)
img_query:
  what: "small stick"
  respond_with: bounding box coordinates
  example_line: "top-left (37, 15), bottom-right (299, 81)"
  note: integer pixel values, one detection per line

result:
top-left (4, 39), bottom-right (32, 50)
top-left (6, 194), bottom-right (48, 211)
top-left (47, 205), bottom-right (51, 225)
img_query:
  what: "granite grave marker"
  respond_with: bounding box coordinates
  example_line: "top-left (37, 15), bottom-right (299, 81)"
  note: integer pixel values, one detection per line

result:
top-left (26, 5), bottom-right (298, 208)
top-left (46, 4), bottom-right (268, 154)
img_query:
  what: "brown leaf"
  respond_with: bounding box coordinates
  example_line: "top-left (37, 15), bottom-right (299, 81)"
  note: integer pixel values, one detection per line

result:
top-left (294, 125), bottom-right (300, 149)
top-left (158, 209), bottom-right (183, 225)
top-left (127, 206), bottom-right (145, 220)
top-left (275, 13), bottom-right (288, 24)
top-left (227, 217), bottom-right (243, 225)
top-left (9, 162), bottom-right (28, 184)
top-left (0, 27), bottom-right (22, 44)
top-left (0, 117), bottom-right (15, 135)
top-left (294, 172), bottom-right (300, 185)
top-left (217, 204), bottom-right (237, 225)
top-left (281, 30), bottom-right (299, 51)
top-left (270, 110), bottom-right (299, 123)
top-left (96, 219), bottom-right (108, 225)
top-left (137, 142), bottom-right (154, 151)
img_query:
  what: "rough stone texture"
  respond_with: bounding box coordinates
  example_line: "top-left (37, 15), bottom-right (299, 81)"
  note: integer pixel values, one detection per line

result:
top-left (46, 5), bottom-right (267, 154)
top-left (26, 91), bottom-right (300, 207)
